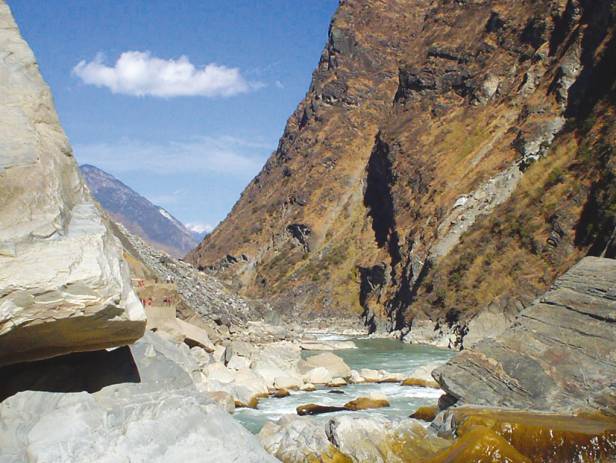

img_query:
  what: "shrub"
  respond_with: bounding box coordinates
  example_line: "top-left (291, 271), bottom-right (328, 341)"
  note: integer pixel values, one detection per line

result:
top-left (546, 167), bottom-right (565, 188)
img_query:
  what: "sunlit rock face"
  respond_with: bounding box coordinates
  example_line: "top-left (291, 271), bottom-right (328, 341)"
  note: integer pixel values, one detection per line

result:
top-left (0, 1), bottom-right (145, 366)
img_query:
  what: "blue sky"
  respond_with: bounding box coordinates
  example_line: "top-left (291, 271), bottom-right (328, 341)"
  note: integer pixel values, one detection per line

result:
top-left (8, 0), bottom-right (338, 233)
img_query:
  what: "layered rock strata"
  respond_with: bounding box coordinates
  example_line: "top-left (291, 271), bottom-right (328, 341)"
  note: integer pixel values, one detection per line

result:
top-left (434, 256), bottom-right (616, 413)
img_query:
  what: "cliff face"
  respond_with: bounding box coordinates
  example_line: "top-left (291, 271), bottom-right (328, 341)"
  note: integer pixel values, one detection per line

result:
top-left (0, 2), bottom-right (145, 366)
top-left (189, 0), bottom-right (616, 344)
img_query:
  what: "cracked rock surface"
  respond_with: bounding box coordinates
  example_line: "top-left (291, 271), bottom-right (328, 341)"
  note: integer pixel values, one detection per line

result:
top-left (434, 256), bottom-right (616, 413)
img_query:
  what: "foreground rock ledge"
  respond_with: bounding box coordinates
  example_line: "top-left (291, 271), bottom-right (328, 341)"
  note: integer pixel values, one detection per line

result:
top-left (434, 256), bottom-right (616, 413)
top-left (0, 2), bottom-right (145, 366)
top-left (430, 406), bottom-right (616, 463)
top-left (0, 332), bottom-right (277, 463)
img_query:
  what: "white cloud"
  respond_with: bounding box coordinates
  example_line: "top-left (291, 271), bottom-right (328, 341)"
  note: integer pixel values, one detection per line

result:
top-left (74, 135), bottom-right (272, 177)
top-left (186, 223), bottom-right (214, 234)
top-left (72, 51), bottom-right (260, 97)
top-left (275, 80), bottom-right (284, 89)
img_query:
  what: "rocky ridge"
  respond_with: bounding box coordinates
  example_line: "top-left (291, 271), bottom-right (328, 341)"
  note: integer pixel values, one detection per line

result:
top-left (112, 221), bottom-right (256, 327)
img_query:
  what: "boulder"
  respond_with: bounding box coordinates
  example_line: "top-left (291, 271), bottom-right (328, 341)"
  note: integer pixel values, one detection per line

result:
top-left (343, 397), bottom-right (390, 411)
top-left (174, 319), bottom-right (215, 352)
top-left (433, 406), bottom-right (616, 463)
top-left (226, 354), bottom-right (252, 370)
top-left (402, 362), bottom-right (444, 388)
top-left (271, 388), bottom-right (290, 398)
top-left (259, 416), bottom-right (347, 463)
top-left (359, 368), bottom-right (381, 382)
top-left (303, 366), bottom-right (333, 385)
top-left (424, 426), bottom-right (530, 463)
top-left (259, 414), bottom-right (450, 463)
top-left (360, 368), bottom-right (405, 383)
top-left (224, 341), bottom-right (254, 364)
top-left (149, 315), bottom-right (215, 353)
top-left (410, 405), bottom-right (438, 422)
top-left (349, 370), bottom-right (365, 383)
top-left (434, 257), bottom-right (616, 413)
top-left (327, 377), bottom-right (347, 387)
top-left (297, 404), bottom-right (346, 416)
top-left (301, 383), bottom-right (316, 392)
top-left (231, 368), bottom-right (269, 408)
top-left (0, 389), bottom-right (274, 463)
top-left (0, 2), bottom-right (145, 367)
top-left (0, 330), bottom-right (276, 462)
top-left (326, 415), bottom-right (450, 462)
top-left (208, 391), bottom-right (235, 414)
top-left (251, 341), bottom-right (303, 388)
top-left (304, 352), bottom-right (351, 379)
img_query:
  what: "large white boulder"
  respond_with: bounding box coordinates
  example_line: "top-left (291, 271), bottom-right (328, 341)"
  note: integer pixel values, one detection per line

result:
top-left (0, 2), bottom-right (145, 366)
top-left (251, 341), bottom-right (303, 388)
top-left (226, 354), bottom-right (252, 370)
top-left (259, 416), bottom-right (339, 463)
top-left (201, 363), bottom-right (269, 407)
top-left (231, 369), bottom-right (269, 407)
top-left (304, 352), bottom-right (352, 379)
top-left (304, 366), bottom-right (333, 385)
top-left (259, 414), bottom-right (449, 463)
top-left (325, 415), bottom-right (449, 462)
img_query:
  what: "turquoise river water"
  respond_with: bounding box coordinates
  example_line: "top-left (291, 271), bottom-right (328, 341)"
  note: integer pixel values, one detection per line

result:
top-left (235, 335), bottom-right (453, 433)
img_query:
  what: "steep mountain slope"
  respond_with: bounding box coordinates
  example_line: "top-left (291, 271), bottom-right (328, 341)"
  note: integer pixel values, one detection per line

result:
top-left (188, 0), bottom-right (616, 346)
top-left (81, 164), bottom-right (198, 257)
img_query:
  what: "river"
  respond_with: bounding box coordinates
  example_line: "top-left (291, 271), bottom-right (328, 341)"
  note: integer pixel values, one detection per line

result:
top-left (235, 335), bottom-right (454, 433)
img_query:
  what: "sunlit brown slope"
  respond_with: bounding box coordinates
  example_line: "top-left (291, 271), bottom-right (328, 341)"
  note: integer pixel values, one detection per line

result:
top-left (189, 0), bottom-right (432, 318)
top-left (188, 0), bottom-right (616, 344)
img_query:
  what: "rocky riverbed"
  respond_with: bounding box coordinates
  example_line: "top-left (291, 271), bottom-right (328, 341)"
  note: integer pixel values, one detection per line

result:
top-left (235, 336), bottom-right (453, 433)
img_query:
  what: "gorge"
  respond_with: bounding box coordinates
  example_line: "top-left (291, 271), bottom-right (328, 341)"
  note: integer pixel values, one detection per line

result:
top-left (1, 0), bottom-right (616, 462)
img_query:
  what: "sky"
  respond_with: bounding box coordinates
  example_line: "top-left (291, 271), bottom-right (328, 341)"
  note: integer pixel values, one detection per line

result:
top-left (7, 0), bottom-right (338, 234)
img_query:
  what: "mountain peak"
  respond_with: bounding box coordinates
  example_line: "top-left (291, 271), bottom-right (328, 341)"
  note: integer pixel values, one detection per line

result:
top-left (80, 164), bottom-right (198, 257)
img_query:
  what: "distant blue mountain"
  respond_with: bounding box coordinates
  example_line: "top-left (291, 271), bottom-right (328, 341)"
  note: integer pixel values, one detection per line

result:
top-left (81, 164), bottom-right (197, 257)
